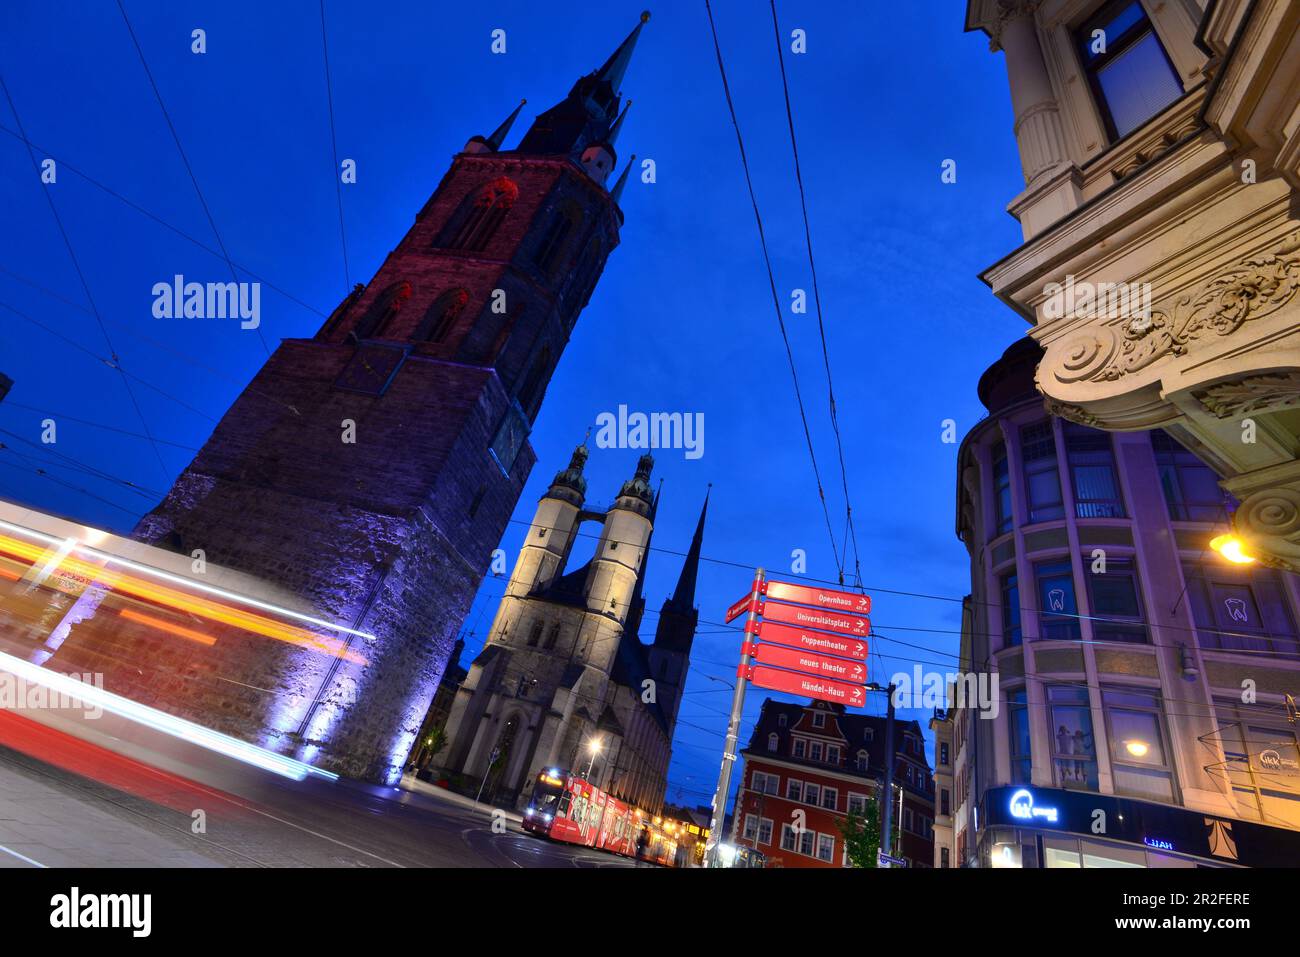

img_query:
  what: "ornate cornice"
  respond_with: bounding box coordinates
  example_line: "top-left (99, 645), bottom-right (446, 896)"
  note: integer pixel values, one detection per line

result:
top-left (1044, 233), bottom-right (1300, 386)
top-left (1195, 372), bottom-right (1300, 419)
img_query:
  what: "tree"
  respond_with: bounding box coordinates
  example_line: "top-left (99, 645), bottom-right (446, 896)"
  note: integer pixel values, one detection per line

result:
top-left (838, 800), bottom-right (881, 868)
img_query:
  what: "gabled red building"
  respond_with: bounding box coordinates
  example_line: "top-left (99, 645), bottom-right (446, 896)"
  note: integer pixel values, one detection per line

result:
top-left (731, 699), bottom-right (934, 868)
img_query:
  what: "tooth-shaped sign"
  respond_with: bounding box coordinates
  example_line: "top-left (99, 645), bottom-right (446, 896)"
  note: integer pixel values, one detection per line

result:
top-left (1224, 597), bottom-right (1249, 623)
top-left (1048, 588), bottom-right (1066, 612)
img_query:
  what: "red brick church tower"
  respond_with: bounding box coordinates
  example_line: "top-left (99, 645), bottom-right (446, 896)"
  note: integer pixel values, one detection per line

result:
top-left (52, 13), bottom-right (650, 784)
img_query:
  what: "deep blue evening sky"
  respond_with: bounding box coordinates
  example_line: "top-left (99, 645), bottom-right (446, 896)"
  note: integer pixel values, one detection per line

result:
top-left (0, 1), bottom-right (1026, 809)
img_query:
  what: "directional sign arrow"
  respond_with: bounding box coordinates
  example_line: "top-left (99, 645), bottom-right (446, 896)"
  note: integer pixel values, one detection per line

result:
top-left (751, 643), bottom-right (867, 683)
top-left (760, 600), bottom-right (870, 637)
top-left (725, 593), bottom-right (755, 624)
top-left (746, 665), bottom-right (867, 708)
top-left (753, 621), bottom-right (868, 660)
top-left (764, 580), bottom-right (871, 615)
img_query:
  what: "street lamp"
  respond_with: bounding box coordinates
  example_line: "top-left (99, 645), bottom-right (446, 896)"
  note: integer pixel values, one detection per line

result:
top-left (583, 736), bottom-right (603, 779)
top-left (1209, 533), bottom-right (1257, 565)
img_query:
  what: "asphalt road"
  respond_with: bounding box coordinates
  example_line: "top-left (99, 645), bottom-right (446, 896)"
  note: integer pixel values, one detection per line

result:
top-left (0, 743), bottom-right (643, 868)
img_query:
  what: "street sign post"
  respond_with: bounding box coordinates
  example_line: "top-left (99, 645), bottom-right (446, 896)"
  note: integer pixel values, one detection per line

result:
top-left (750, 642), bottom-right (867, 683)
top-left (753, 620), bottom-right (867, 660)
top-left (760, 600), bottom-right (870, 637)
top-left (724, 594), bottom-right (754, 624)
top-left (764, 580), bottom-right (871, 614)
top-left (745, 665), bottom-right (867, 708)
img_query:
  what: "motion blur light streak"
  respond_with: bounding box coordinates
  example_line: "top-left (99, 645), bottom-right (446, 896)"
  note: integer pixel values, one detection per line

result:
top-left (0, 525), bottom-right (369, 664)
top-left (117, 607), bottom-right (218, 646)
top-left (0, 649), bottom-right (338, 781)
top-left (0, 518), bottom-right (376, 641)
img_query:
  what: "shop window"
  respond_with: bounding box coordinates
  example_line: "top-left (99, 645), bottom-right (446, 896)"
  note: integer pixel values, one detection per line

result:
top-left (1049, 686), bottom-right (1098, 791)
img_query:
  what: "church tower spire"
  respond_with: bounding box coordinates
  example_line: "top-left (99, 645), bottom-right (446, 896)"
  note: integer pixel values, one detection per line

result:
top-left (464, 98), bottom-right (527, 154)
top-left (517, 11), bottom-right (650, 162)
top-left (668, 485), bottom-right (708, 612)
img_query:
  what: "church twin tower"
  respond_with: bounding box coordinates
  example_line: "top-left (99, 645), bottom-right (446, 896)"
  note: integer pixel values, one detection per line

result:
top-left (45, 14), bottom-right (695, 787)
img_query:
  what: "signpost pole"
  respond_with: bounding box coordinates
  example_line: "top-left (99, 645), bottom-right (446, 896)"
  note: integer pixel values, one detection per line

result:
top-left (706, 566), bottom-right (764, 863)
top-left (880, 683), bottom-right (897, 863)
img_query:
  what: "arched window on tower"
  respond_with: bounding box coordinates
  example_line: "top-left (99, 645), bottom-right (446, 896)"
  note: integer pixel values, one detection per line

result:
top-left (525, 621), bottom-right (543, 647)
top-left (413, 288), bottom-right (471, 343)
top-left (533, 204), bottom-right (581, 277)
top-left (353, 281), bottom-right (412, 340)
top-left (517, 344), bottom-right (552, 419)
top-left (441, 177), bottom-right (519, 253)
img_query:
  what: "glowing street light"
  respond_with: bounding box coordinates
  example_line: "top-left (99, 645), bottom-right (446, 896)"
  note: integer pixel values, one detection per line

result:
top-left (583, 736), bottom-right (603, 778)
top-left (1210, 533), bottom-right (1257, 565)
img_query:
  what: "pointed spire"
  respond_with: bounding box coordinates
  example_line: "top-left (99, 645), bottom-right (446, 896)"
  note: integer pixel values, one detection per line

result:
top-left (486, 98), bottom-right (527, 150)
top-left (611, 153), bottom-right (636, 204)
top-left (670, 485), bottom-right (709, 609)
top-left (596, 11), bottom-right (651, 103)
top-left (608, 99), bottom-right (632, 147)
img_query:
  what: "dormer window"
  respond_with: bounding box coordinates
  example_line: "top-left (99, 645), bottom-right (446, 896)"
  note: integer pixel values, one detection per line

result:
top-left (1076, 1), bottom-right (1183, 140)
top-left (812, 712), bottom-right (825, 729)
top-left (778, 714), bottom-right (788, 728)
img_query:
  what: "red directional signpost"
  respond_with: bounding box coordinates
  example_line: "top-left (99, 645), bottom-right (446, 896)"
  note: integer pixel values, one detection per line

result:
top-left (750, 642), bottom-right (868, 683)
top-left (746, 665), bottom-right (868, 708)
top-left (751, 620), bottom-right (868, 661)
top-left (706, 568), bottom-right (875, 862)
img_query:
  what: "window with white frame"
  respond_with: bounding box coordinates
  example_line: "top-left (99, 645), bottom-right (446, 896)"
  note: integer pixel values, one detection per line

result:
top-left (855, 749), bottom-right (869, 772)
top-left (817, 833), bottom-right (835, 862)
top-left (810, 741), bottom-right (824, 762)
top-left (758, 818), bottom-right (774, 845)
top-left (848, 793), bottom-right (868, 816)
top-left (786, 779), bottom-right (802, 801)
top-left (767, 733), bottom-right (779, 752)
top-left (743, 814), bottom-right (759, 841)
top-left (812, 712), bottom-right (826, 728)
top-left (793, 738), bottom-right (807, 759)
top-left (804, 783), bottom-right (820, 806)
top-left (781, 824), bottom-right (797, 852)
top-left (821, 787), bottom-right (838, 810)
top-left (799, 830), bottom-right (815, 856)
top-left (827, 745), bottom-right (841, 764)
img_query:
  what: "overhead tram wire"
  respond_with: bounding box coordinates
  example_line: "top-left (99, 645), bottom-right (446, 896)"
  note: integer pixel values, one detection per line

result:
top-left (0, 298), bottom-right (218, 424)
top-left (319, 0), bottom-right (352, 291)
top-left (0, 263), bottom-right (307, 421)
top-left (114, 0), bottom-right (272, 357)
top-left (0, 131), bottom-right (326, 319)
top-left (769, 0), bottom-right (863, 589)
top-left (0, 74), bottom-right (173, 486)
top-left (702, 0), bottom-right (843, 583)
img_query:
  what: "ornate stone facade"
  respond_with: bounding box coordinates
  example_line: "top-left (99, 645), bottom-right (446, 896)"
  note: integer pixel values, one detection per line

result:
top-left (968, 0), bottom-right (1300, 570)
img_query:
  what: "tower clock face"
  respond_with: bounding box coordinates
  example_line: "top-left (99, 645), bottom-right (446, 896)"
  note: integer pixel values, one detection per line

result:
top-left (490, 403), bottom-right (531, 475)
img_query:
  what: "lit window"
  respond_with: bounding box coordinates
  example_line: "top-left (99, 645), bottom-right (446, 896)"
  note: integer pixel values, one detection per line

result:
top-left (1103, 688), bottom-right (1175, 803)
top-left (1076, 1), bottom-right (1184, 140)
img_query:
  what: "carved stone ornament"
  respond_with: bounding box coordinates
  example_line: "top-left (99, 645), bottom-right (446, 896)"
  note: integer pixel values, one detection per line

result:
top-left (1195, 372), bottom-right (1300, 419)
top-left (1046, 234), bottom-right (1300, 386)
top-left (1042, 398), bottom-right (1101, 427)
top-left (1234, 486), bottom-right (1300, 572)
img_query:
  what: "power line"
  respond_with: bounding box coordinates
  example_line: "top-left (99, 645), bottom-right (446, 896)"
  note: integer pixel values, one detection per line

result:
top-left (0, 401), bottom-right (200, 452)
top-left (0, 128), bottom-right (326, 319)
top-left (0, 73), bottom-right (173, 485)
top-left (114, 0), bottom-right (272, 357)
top-left (768, 0), bottom-right (863, 588)
top-left (318, 0), bottom-right (352, 291)
top-left (702, 0), bottom-right (843, 583)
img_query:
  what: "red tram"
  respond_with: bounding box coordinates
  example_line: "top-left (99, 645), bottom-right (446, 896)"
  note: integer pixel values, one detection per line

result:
top-left (521, 768), bottom-right (679, 866)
